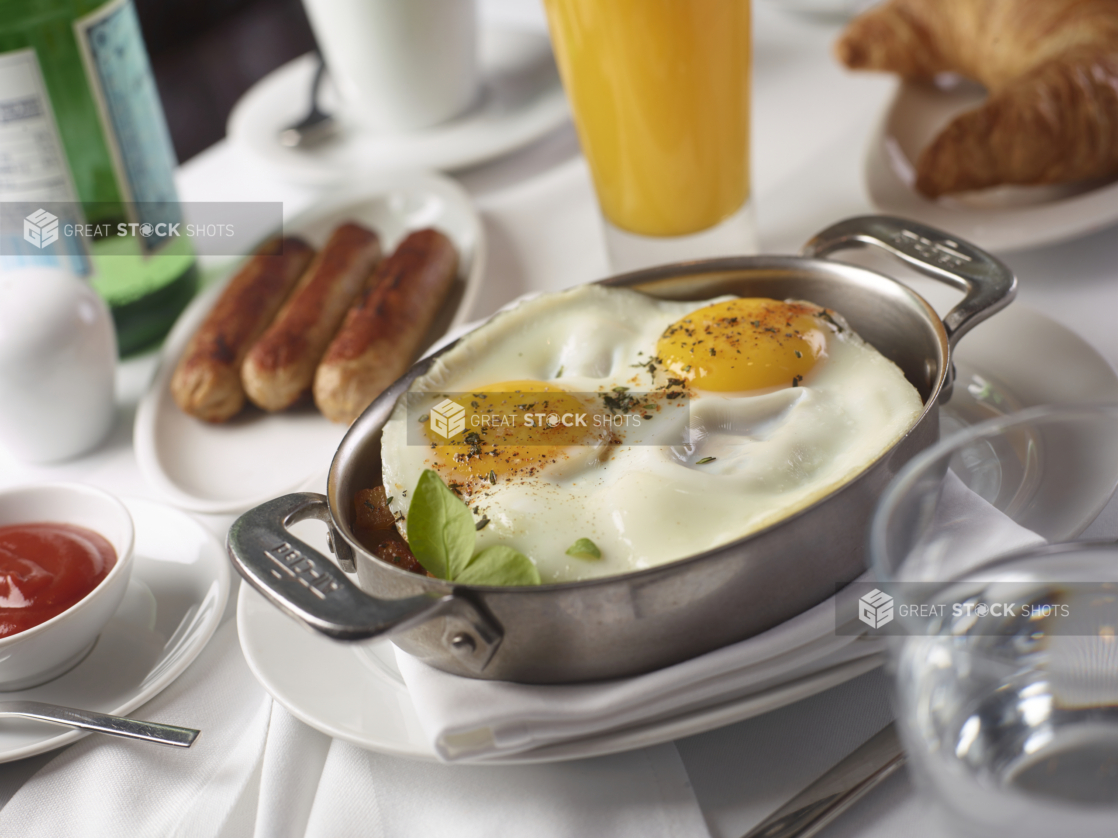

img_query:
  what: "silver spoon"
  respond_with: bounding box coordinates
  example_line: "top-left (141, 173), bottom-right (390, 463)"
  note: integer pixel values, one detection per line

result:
top-left (0, 700), bottom-right (199, 748)
top-left (279, 54), bottom-right (337, 149)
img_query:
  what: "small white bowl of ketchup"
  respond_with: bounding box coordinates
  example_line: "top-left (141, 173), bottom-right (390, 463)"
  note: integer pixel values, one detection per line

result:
top-left (0, 483), bottom-right (134, 691)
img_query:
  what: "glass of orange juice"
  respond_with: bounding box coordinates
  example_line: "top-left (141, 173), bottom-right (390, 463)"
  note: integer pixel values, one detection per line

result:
top-left (543, 0), bottom-right (757, 271)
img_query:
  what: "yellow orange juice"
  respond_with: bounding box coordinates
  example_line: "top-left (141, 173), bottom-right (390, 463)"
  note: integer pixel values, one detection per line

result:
top-left (543, 0), bottom-right (751, 238)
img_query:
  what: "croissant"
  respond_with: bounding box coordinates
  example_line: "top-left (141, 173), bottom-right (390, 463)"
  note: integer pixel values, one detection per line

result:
top-left (836, 0), bottom-right (1118, 197)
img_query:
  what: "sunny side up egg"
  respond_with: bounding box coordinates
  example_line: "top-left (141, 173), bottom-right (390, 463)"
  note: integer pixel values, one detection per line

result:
top-left (380, 284), bottom-right (923, 583)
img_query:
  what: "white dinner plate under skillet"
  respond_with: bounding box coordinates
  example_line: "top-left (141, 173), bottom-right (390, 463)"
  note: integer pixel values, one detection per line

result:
top-left (865, 78), bottom-right (1118, 253)
top-left (228, 26), bottom-right (569, 186)
top-left (237, 303), bottom-right (1118, 762)
top-left (134, 170), bottom-right (486, 515)
top-left (0, 498), bottom-right (230, 763)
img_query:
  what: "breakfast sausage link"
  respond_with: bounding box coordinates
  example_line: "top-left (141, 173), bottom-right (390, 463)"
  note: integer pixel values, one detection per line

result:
top-left (242, 222), bottom-right (383, 412)
top-left (170, 236), bottom-right (315, 423)
top-left (313, 228), bottom-right (459, 424)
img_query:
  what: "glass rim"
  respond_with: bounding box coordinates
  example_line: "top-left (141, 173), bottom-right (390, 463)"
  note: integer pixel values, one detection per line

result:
top-left (869, 402), bottom-right (1118, 584)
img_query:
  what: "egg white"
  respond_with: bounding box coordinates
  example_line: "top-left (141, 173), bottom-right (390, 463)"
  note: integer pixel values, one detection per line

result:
top-left (381, 284), bottom-right (923, 583)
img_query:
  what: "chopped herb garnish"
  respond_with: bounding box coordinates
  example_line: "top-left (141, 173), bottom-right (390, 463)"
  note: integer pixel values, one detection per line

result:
top-left (475, 517), bottom-right (490, 531)
top-left (488, 470), bottom-right (497, 485)
top-left (566, 538), bottom-right (602, 560)
top-left (696, 456), bottom-right (717, 465)
top-left (461, 431), bottom-right (483, 458)
top-left (794, 350), bottom-right (802, 358)
top-left (601, 389), bottom-right (641, 414)
top-left (792, 374), bottom-right (803, 387)
top-left (816, 310), bottom-right (844, 332)
top-left (418, 414), bottom-right (429, 423)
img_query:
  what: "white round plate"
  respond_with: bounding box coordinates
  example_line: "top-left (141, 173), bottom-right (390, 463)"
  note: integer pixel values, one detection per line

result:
top-left (0, 498), bottom-right (230, 763)
top-left (228, 27), bottom-right (569, 186)
top-left (865, 79), bottom-right (1118, 253)
top-left (238, 302), bottom-right (1117, 764)
top-left (134, 171), bottom-right (486, 514)
top-left (237, 583), bottom-right (880, 765)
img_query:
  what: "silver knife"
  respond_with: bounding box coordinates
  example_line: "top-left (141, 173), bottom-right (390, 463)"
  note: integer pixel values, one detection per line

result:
top-left (740, 721), bottom-right (906, 838)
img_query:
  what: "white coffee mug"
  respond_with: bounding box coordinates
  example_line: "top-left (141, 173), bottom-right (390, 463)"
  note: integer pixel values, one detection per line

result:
top-left (302, 0), bottom-right (480, 133)
top-left (0, 267), bottom-right (117, 463)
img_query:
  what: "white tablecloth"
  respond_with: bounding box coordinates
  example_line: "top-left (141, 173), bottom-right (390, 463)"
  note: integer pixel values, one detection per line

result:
top-left (1, 1), bottom-right (1116, 836)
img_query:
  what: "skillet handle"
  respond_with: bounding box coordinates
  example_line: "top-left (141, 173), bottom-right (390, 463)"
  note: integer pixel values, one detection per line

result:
top-left (227, 493), bottom-right (502, 673)
top-left (801, 215), bottom-right (1016, 349)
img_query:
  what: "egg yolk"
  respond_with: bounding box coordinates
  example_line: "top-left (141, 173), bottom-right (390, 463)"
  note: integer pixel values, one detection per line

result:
top-left (424, 380), bottom-right (609, 497)
top-left (656, 298), bottom-right (829, 391)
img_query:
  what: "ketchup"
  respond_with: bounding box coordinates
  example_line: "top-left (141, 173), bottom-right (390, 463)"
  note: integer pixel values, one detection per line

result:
top-left (0, 523), bottom-right (117, 638)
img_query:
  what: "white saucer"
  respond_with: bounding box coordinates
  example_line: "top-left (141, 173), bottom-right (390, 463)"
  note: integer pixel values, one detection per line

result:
top-left (228, 27), bottom-right (569, 186)
top-left (134, 171), bottom-right (486, 514)
top-left (0, 498), bottom-right (230, 763)
top-left (865, 79), bottom-right (1118, 253)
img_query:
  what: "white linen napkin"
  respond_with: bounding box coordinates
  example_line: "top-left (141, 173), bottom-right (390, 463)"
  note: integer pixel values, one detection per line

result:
top-left (396, 470), bottom-right (1046, 763)
top-left (0, 611), bottom-right (709, 838)
top-left (397, 598), bottom-right (881, 763)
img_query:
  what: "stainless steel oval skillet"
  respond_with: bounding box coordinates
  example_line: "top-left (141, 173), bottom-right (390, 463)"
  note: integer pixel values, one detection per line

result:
top-left (228, 215), bottom-right (1015, 684)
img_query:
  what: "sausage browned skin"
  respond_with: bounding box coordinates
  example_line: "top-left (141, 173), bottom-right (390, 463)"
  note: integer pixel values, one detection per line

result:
top-left (170, 237), bottom-right (315, 422)
top-left (242, 222), bottom-right (383, 412)
top-left (314, 228), bottom-right (459, 424)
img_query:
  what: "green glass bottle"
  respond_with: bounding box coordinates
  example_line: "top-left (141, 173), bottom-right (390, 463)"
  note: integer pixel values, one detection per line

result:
top-left (0, 0), bottom-right (197, 355)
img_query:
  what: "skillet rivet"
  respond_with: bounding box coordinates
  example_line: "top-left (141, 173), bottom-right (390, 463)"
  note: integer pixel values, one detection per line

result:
top-left (450, 633), bottom-right (476, 652)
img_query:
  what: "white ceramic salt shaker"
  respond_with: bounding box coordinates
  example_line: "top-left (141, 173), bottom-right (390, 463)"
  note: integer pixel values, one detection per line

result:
top-left (0, 266), bottom-right (117, 463)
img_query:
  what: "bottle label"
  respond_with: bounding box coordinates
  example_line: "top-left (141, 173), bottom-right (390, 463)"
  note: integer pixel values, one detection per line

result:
top-left (0, 49), bottom-right (91, 274)
top-left (74, 0), bottom-right (182, 253)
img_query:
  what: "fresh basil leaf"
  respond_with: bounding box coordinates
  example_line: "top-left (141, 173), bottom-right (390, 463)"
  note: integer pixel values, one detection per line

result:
top-left (565, 538), bottom-right (601, 560)
top-left (405, 470), bottom-right (475, 580)
top-left (457, 545), bottom-right (541, 586)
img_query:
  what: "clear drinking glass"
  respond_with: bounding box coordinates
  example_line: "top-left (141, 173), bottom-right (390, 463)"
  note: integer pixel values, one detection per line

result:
top-left (868, 404), bottom-right (1118, 837)
top-left (542, 0), bottom-right (758, 271)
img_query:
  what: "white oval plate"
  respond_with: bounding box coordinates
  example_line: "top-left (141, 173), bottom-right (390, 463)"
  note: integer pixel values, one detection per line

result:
top-left (228, 26), bottom-right (569, 186)
top-left (0, 497), bottom-right (230, 763)
top-left (865, 78), bottom-right (1118, 253)
top-left (135, 171), bottom-right (486, 514)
